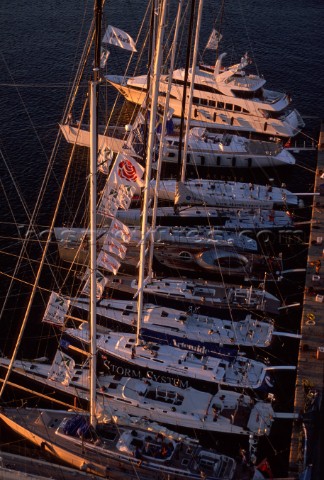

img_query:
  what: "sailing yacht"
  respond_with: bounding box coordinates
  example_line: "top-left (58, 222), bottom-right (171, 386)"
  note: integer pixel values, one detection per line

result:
top-left (143, 178), bottom-right (303, 209)
top-left (62, 326), bottom-right (295, 392)
top-left (60, 123), bottom-right (297, 168)
top-left (0, 340), bottom-right (294, 393)
top-left (64, 297), bottom-right (301, 357)
top-left (0, 349), bottom-right (279, 437)
top-left (104, 275), bottom-right (282, 315)
top-left (114, 204), bottom-right (295, 229)
top-left (0, 406), bottom-right (241, 480)
top-left (159, 127), bottom-right (297, 168)
top-left (54, 224), bottom-right (285, 282)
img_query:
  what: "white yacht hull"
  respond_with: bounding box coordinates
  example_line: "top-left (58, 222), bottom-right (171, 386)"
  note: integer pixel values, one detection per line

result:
top-left (0, 408), bottom-right (238, 480)
top-left (106, 74), bottom-right (304, 138)
top-left (60, 123), bottom-right (296, 168)
top-left (0, 370), bottom-right (274, 436)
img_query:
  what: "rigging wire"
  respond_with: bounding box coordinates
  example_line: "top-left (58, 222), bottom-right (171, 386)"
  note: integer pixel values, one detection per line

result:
top-left (0, 6), bottom-right (100, 397)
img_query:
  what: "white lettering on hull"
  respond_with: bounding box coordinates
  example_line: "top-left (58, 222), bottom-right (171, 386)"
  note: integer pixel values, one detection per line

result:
top-left (104, 360), bottom-right (189, 388)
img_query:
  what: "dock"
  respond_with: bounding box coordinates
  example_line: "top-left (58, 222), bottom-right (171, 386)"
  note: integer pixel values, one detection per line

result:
top-left (0, 450), bottom-right (103, 480)
top-left (289, 122), bottom-right (324, 479)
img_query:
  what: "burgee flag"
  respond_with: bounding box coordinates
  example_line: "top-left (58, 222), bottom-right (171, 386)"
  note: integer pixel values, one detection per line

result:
top-left (206, 29), bottom-right (223, 50)
top-left (42, 292), bottom-right (70, 326)
top-left (102, 25), bottom-right (137, 52)
top-left (97, 250), bottom-right (121, 275)
top-left (107, 153), bottom-right (144, 188)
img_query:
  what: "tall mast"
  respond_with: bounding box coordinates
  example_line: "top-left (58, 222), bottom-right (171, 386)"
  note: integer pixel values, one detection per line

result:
top-left (176, 0), bottom-right (196, 181)
top-left (89, 0), bottom-right (102, 428)
top-left (181, 0), bottom-right (203, 181)
top-left (147, 0), bottom-right (184, 277)
top-left (137, 0), bottom-right (167, 344)
top-left (0, 1), bottom-right (102, 403)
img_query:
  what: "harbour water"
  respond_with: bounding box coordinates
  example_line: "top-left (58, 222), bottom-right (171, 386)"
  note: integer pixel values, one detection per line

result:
top-left (0, 0), bottom-right (323, 477)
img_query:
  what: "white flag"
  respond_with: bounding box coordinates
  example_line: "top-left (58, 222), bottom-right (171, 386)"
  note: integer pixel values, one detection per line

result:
top-left (98, 185), bottom-right (119, 218)
top-left (240, 52), bottom-right (252, 68)
top-left (81, 268), bottom-right (108, 299)
top-left (107, 153), bottom-right (144, 188)
top-left (102, 25), bottom-right (137, 52)
top-left (42, 291), bottom-right (70, 326)
top-left (48, 350), bottom-right (76, 384)
top-left (100, 48), bottom-right (110, 68)
top-left (98, 147), bottom-right (114, 175)
top-left (115, 184), bottom-right (136, 210)
top-left (97, 250), bottom-right (121, 275)
top-left (109, 218), bottom-right (131, 243)
top-left (102, 235), bottom-right (127, 259)
top-left (206, 29), bottom-right (223, 50)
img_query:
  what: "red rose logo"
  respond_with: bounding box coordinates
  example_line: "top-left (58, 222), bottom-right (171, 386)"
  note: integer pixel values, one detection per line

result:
top-left (117, 159), bottom-right (138, 182)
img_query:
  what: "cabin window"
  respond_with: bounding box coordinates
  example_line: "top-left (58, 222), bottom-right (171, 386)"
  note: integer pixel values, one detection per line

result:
top-left (225, 103), bottom-right (232, 111)
top-left (209, 100), bottom-right (216, 107)
top-left (194, 84), bottom-right (220, 94)
top-left (173, 79), bottom-right (185, 86)
top-left (187, 230), bottom-right (198, 237)
top-left (217, 258), bottom-right (247, 268)
top-left (269, 111), bottom-right (282, 119)
top-left (108, 383), bottom-right (118, 390)
top-left (193, 97), bottom-right (200, 105)
top-left (200, 98), bottom-right (208, 106)
top-left (234, 105), bottom-right (242, 112)
top-left (166, 152), bottom-right (175, 158)
top-left (217, 101), bottom-right (224, 109)
top-left (178, 251), bottom-right (192, 260)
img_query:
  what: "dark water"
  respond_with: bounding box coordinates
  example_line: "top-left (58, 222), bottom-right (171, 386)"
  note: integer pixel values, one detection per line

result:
top-left (0, 0), bottom-right (323, 476)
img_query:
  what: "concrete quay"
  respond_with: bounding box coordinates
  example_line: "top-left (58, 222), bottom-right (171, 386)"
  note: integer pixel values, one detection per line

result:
top-left (289, 123), bottom-right (324, 479)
